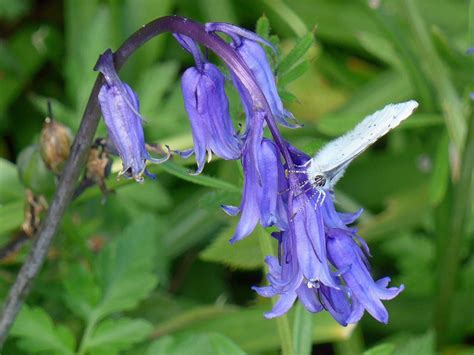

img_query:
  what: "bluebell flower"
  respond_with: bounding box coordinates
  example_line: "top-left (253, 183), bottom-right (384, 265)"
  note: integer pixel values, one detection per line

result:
top-left (222, 112), bottom-right (288, 242)
top-left (205, 22), bottom-right (298, 128)
top-left (95, 49), bottom-right (169, 182)
top-left (177, 35), bottom-right (242, 174)
top-left (251, 145), bottom-right (403, 324)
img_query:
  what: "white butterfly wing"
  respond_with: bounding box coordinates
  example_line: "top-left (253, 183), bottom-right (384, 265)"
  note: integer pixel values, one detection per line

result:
top-left (308, 100), bottom-right (419, 186)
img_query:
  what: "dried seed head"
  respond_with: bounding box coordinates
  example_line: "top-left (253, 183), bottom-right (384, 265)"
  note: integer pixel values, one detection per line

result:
top-left (40, 117), bottom-right (72, 174)
top-left (21, 189), bottom-right (48, 238)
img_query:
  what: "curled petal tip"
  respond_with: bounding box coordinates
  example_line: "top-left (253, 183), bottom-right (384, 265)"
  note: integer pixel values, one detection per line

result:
top-left (221, 205), bottom-right (240, 216)
top-left (148, 144), bottom-right (171, 164)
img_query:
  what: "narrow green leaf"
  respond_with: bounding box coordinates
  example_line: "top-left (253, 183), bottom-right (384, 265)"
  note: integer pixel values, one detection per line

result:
top-left (277, 32), bottom-right (314, 75)
top-left (401, 0), bottom-right (466, 155)
top-left (256, 15), bottom-right (271, 40)
top-left (86, 318), bottom-right (153, 353)
top-left (159, 161), bottom-right (240, 192)
top-left (363, 3), bottom-right (436, 111)
top-left (278, 89), bottom-right (299, 103)
top-left (357, 31), bottom-right (402, 69)
top-left (261, 0), bottom-right (307, 37)
top-left (292, 303), bottom-right (313, 355)
top-left (279, 60), bottom-right (310, 87)
top-left (10, 305), bottom-right (75, 355)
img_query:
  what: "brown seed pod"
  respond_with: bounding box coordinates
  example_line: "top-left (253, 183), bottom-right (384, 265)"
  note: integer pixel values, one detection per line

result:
top-left (39, 117), bottom-right (72, 175)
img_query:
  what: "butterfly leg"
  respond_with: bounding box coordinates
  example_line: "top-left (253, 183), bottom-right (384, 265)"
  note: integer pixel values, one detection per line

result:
top-left (279, 178), bottom-right (310, 195)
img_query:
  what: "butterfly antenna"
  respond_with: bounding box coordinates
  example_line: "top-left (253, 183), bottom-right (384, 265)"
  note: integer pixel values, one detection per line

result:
top-left (293, 160), bottom-right (312, 169)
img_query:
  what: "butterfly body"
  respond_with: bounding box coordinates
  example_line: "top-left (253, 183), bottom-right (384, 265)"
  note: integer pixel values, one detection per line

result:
top-left (306, 100), bottom-right (419, 191)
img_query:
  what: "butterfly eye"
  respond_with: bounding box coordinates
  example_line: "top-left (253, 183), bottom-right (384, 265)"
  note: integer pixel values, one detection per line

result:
top-left (314, 174), bottom-right (326, 187)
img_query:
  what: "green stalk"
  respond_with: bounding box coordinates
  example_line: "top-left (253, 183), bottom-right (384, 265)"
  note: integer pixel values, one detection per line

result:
top-left (257, 227), bottom-right (295, 355)
top-left (434, 114), bottom-right (474, 348)
top-left (77, 312), bottom-right (100, 355)
top-left (400, 0), bottom-right (466, 160)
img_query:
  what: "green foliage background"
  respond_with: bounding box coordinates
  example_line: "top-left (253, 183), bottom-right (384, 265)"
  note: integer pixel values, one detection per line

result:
top-left (0, 0), bottom-right (473, 354)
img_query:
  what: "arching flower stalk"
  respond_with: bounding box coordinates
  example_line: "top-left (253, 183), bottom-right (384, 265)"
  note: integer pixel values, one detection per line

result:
top-left (95, 16), bottom-right (403, 325)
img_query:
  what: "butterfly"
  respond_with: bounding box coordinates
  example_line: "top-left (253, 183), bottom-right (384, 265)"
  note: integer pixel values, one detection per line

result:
top-left (301, 100), bottom-right (419, 197)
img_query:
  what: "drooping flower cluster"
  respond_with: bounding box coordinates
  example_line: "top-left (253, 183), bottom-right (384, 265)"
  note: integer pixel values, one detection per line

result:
top-left (251, 146), bottom-right (404, 324)
top-left (95, 18), bottom-right (403, 326)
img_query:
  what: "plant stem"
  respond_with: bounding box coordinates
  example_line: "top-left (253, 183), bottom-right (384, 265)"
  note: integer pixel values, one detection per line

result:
top-left (257, 227), bottom-right (295, 355)
top-left (434, 113), bottom-right (474, 348)
top-left (77, 313), bottom-right (99, 355)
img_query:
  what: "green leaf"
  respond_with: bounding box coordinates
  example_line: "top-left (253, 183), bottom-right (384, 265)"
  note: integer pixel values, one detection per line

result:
top-left (17, 144), bottom-right (55, 195)
top-left (159, 161), bottom-right (240, 192)
top-left (292, 303), bottom-right (313, 355)
top-left (364, 343), bottom-right (395, 355)
top-left (86, 318), bottom-right (153, 354)
top-left (146, 333), bottom-right (245, 355)
top-left (256, 15), bottom-right (271, 40)
top-left (94, 214), bottom-right (160, 318)
top-left (200, 223), bottom-right (271, 270)
top-left (0, 158), bottom-right (24, 203)
top-left (10, 305), bottom-right (75, 354)
top-left (63, 263), bottom-right (101, 321)
top-left (0, 200), bottom-right (23, 236)
top-left (277, 32), bottom-right (314, 75)
top-left (395, 331), bottom-right (435, 355)
top-left (279, 60), bottom-right (311, 87)
top-left (357, 31), bottom-right (402, 69)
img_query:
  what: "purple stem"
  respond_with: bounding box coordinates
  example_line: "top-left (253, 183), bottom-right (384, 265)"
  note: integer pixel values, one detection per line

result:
top-left (0, 15), bottom-right (295, 346)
